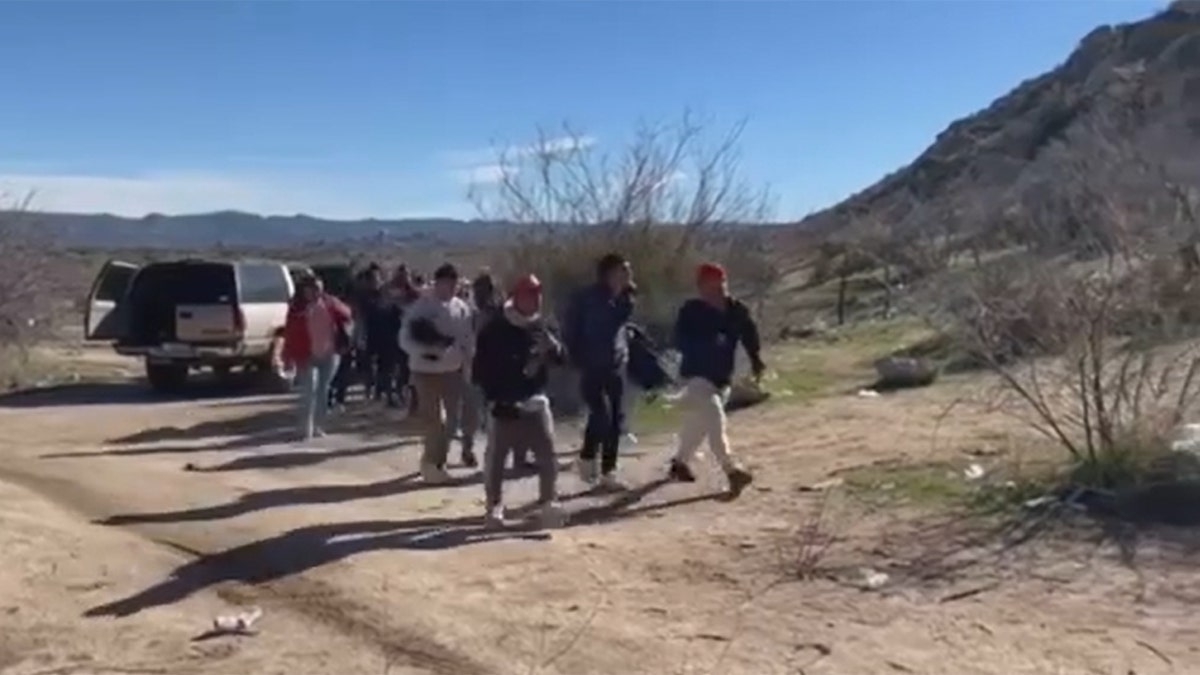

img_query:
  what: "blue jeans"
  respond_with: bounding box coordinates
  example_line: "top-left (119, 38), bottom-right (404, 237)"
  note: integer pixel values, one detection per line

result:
top-left (296, 353), bottom-right (340, 439)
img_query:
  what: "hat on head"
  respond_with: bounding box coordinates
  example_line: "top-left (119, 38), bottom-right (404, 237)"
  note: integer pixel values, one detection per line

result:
top-left (511, 273), bottom-right (543, 297)
top-left (697, 262), bottom-right (727, 284)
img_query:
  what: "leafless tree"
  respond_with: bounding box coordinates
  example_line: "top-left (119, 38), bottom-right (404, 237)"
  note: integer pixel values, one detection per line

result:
top-left (0, 194), bottom-right (59, 350)
top-left (470, 112), bottom-right (776, 337)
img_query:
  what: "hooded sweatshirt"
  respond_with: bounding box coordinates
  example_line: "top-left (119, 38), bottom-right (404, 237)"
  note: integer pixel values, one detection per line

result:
top-left (472, 300), bottom-right (563, 405)
top-left (399, 289), bottom-right (476, 374)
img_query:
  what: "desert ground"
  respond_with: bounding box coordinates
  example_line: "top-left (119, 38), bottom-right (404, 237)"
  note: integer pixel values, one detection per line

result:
top-left (0, 336), bottom-right (1198, 675)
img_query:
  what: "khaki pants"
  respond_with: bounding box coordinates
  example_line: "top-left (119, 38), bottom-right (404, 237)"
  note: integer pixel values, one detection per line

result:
top-left (672, 377), bottom-right (736, 472)
top-left (413, 371), bottom-right (466, 468)
top-left (485, 397), bottom-right (558, 509)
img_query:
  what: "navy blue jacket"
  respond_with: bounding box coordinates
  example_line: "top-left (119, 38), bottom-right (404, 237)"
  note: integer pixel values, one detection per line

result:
top-left (674, 297), bottom-right (762, 388)
top-left (564, 283), bottom-right (635, 373)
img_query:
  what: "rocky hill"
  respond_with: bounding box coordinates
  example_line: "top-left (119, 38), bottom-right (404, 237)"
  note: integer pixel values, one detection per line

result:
top-left (5, 210), bottom-right (510, 249)
top-left (800, 2), bottom-right (1200, 238)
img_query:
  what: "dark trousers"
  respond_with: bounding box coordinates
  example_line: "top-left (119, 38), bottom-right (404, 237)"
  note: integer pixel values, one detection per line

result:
top-left (329, 349), bottom-right (354, 405)
top-left (580, 369), bottom-right (625, 475)
top-left (371, 346), bottom-right (399, 400)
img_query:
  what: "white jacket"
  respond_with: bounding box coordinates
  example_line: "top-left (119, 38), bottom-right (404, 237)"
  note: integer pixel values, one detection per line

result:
top-left (399, 291), bottom-right (476, 374)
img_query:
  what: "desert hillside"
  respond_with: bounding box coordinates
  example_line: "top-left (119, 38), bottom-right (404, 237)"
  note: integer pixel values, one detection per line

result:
top-left (801, 2), bottom-right (1200, 238)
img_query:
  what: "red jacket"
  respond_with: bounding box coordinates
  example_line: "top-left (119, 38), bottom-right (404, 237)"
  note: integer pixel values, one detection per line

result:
top-left (282, 295), bottom-right (353, 364)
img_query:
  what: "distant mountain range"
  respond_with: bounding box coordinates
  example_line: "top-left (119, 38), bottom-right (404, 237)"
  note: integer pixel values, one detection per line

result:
top-left (10, 210), bottom-right (512, 250)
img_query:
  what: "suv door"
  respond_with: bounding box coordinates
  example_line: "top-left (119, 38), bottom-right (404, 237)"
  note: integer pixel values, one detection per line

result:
top-left (236, 262), bottom-right (293, 354)
top-left (84, 260), bottom-right (140, 340)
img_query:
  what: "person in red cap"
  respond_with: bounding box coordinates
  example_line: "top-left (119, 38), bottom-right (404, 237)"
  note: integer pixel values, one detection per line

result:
top-left (668, 262), bottom-right (764, 498)
top-left (471, 273), bottom-right (568, 528)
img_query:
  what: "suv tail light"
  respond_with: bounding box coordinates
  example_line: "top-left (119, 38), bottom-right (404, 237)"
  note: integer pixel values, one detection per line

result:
top-left (233, 306), bottom-right (246, 336)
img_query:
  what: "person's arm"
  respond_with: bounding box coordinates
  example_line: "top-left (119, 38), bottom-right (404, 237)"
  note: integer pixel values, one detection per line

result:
top-left (673, 301), bottom-right (700, 358)
top-left (562, 290), bottom-right (584, 363)
top-left (472, 321), bottom-right (498, 398)
top-left (615, 287), bottom-right (636, 324)
top-left (735, 300), bottom-right (765, 377)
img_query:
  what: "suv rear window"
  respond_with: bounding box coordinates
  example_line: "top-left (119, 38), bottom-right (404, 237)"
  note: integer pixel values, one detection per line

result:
top-left (239, 263), bottom-right (291, 303)
top-left (129, 262), bottom-right (236, 304)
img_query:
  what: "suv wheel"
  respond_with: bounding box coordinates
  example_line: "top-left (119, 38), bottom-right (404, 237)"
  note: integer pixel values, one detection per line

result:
top-left (146, 361), bottom-right (189, 394)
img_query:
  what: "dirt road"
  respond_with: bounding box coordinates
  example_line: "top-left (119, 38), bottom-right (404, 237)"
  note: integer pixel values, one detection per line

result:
top-left (0, 371), bottom-right (1197, 674)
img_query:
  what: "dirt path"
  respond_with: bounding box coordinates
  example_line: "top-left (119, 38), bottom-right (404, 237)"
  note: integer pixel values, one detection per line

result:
top-left (0, 375), bottom-right (1198, 674)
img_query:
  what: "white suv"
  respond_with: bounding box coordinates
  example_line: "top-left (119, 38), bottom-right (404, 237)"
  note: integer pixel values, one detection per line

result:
top-left (84, 258), bottom-right (295, 393)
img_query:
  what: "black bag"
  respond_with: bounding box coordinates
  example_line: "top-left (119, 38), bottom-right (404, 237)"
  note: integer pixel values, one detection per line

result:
top-left (409, 316), bottom-right (455, 348)
top-left (626, 324), bottom-right (671, 391)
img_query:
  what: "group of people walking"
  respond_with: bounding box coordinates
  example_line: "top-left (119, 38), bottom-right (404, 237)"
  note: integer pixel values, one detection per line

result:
top-left (280, 252), bottom-right (766, 529)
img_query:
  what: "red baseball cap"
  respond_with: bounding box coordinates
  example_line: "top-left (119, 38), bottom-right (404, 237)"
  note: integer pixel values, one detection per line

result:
top-left (696, 262), bottom-right (727, 283)
top-left (511, 273), bottom-right (543, 297)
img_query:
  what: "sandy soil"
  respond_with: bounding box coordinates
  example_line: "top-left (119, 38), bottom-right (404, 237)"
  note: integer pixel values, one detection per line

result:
top-left (0, 348), bottom-right (1199, 674)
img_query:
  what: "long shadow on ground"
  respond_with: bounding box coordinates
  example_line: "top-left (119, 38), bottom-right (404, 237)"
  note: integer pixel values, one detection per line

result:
top-left (0, 375), bottom-right (282, 410)
top-left (85, 516), bottom-right (551, 618)
top-left (184, 439), bottom-right (417, 472)
top-left (96, 461), bottom-right (571, 526)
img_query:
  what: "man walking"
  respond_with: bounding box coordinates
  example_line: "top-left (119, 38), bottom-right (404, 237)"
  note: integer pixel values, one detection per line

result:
top-left (472, 274), bottom-right (567, 528)
top-left (401, 263), bottom-right (477, 483)
top-left (564, 253), bottom-right (636, 489)
top-left (668, 262), bottom-right (763, 499)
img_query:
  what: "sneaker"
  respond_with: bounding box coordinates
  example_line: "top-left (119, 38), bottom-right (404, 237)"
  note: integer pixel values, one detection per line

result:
top-left (420, 462), bottom-right (452, 485)
top-left (461, 446), bottom-right (478, 469)
top-left (576, 457), bottom-right (599, 485)
top-left (668, 460), bottom-right (697, 483)
top-left (726, 467), bottom-right (754, 499)
top-left (539, 501), bottom-right (569, 528)
top-left (484, 505), bottom-right (507, 529)
top-left (597, 472), bottom-right (627, 493)
top-left (314, 428), bottom-right (328, 438)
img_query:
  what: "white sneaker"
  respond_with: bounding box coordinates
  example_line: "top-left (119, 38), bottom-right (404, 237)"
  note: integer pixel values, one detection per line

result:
top-left (420, 463), bottom-right (452, 485)
top-left (485, 505), bottom-right (507, 529)
top-left (539, 501), bottom-right (568, 529)
top-left (576, 457), bottom-right (599, 485)
top-left (597, 472), bottom-right (627, 492)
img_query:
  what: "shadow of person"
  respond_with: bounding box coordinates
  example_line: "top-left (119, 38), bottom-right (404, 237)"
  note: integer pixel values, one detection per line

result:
top-left (84, 516), bottom-right (549, 618)
top-left (98, 471), bottom-right (428, 526)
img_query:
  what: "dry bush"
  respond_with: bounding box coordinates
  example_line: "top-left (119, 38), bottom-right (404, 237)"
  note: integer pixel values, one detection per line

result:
top-left (934, 116), bottom-right (1200, 490)
top-left (0, 199), bottom-right (63, 347)
top-left (470, 112), bottom-right (777, 340)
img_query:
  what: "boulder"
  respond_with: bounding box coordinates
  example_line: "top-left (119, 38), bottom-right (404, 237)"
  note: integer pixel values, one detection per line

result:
top-left (873, 356), bottom-right (938, 390)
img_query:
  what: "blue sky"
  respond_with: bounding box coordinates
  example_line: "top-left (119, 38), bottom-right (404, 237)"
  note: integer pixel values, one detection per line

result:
top-left (0, 0), bottom-right (1164, 221)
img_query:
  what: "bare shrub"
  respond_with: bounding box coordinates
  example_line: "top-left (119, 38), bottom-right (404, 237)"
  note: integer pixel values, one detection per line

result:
top-left (0, 197), bottom-right (61, 348)
top-left (469, 112), bottom-right (775, 339)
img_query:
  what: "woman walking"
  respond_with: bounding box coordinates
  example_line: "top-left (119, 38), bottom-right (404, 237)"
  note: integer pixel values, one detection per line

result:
top-left (283, 275), bottom-right (353, 441)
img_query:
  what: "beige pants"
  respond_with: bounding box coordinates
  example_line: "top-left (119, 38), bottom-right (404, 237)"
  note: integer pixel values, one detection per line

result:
top-left (413, 370), bottom-right (466, 468)
top-left (673, 377), bottom-right (736, 472)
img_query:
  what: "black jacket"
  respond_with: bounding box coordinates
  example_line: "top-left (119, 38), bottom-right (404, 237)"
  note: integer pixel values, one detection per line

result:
top-left (472, 309), bottom-right (564, 410)
top-left (356, 288), bottom-right (398, 352)
top-left (563, 283), bottom-right (634, 373)
top-left (674, 297), bottom-right (762, 388)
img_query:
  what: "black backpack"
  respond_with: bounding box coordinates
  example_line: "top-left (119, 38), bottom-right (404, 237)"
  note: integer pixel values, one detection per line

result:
top-left (626, 324), bottom-right (672, 391)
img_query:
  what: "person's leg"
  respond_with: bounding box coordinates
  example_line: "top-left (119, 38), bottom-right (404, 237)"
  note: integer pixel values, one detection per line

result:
top-left (396, 350), bottom-right (412, 408)
top-left (330, 352), bottom-right (350, 406)
top-left (313, 354), bottom-right (340, 433)
top-left (295, 359), bottom-right (317, 440)
top-left (600, 371), bottom-right (625, 477)
top-left (578, 370), bottom-right (606, 482)
top-left (670, 378), bottom-right (709, 481)
top-left (413, 373), bottom-right (449, 480)
top-left (484, 417), bottom-right (515, 512)
top-left (442, 371), bottom-right (472, 466)
top-left (376, 347), bottom-right (396, 402)
top-left (706, 386), bottom-right (753, 497)
top-left (460, 378), bottom-right (481, 451)
top-left (525, 404), bottom-right (566, 526)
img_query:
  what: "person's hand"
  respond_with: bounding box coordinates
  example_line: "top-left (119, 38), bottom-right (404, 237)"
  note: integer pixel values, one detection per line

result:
top-left (751, 357), bottom-right (766, 382)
